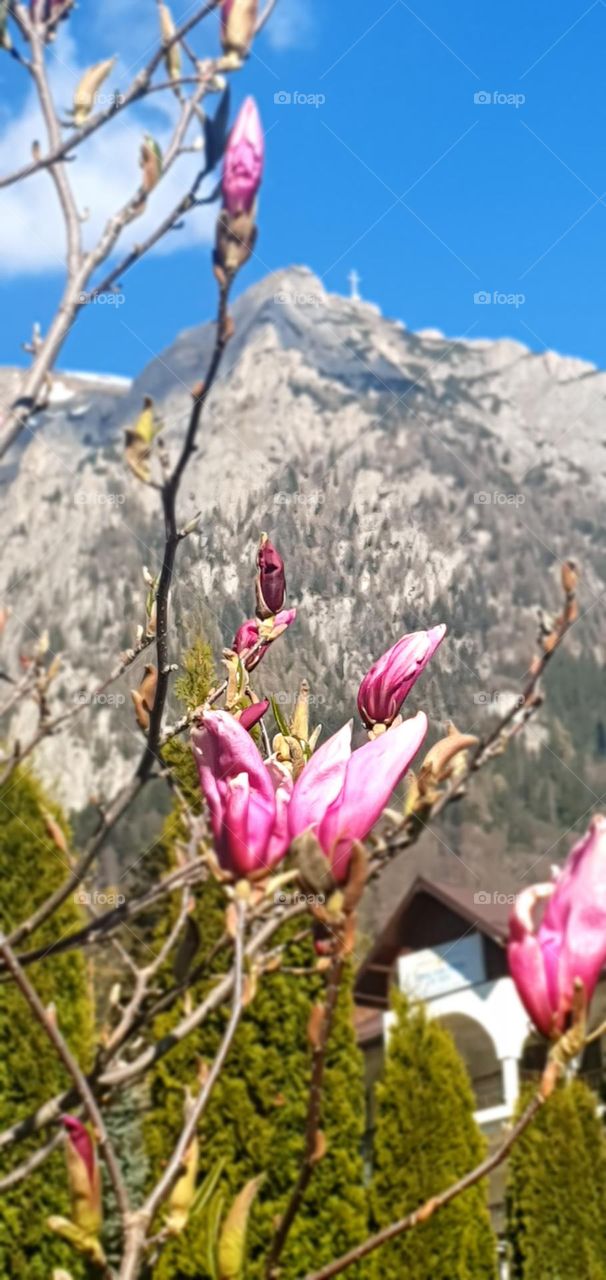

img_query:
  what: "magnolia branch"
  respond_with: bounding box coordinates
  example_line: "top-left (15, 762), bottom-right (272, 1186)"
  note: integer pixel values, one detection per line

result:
top-left (376, 561), bottom-right (579, 866)
top-left (4, 282), bottom-right (232, 949)
top-left (137, 278), bottom-right (232, 780)
top-left (0, 903), bottom-right (296, 1158)
top-left (266, 956), bottom-right (345, 1279)
top-left (1, 0), bottom-right (223, 189)
top-left (118, 896), bottom-right (247, 1279)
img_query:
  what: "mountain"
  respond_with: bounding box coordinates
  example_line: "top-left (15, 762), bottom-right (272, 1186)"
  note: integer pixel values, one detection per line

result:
top-left (1, 267), bottom-right (605, 918)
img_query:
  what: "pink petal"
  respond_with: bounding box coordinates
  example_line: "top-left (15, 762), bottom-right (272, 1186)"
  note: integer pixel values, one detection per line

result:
top-left (321, 712), bottom-right (428, 878)
top-left (288, 722), bottom-right (352, 841)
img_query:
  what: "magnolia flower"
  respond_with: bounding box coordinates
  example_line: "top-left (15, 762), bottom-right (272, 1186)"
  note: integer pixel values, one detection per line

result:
top-left (358, 625), bottom-right (446, 730)
top-left (232, 609), bottom-right (296, 671)
top-left (289, 712), bottom-right (428, 883)
top-left (61, 1116), bottom-right (102, 1236)
top-left (192, 710), bottom-right (292, 878)
top-left (222, 96), bottom-right (264, 216)
top-left (508, 815), bottom-right (606, 1038)
top-left (256, 534), bottom-right (286, 619)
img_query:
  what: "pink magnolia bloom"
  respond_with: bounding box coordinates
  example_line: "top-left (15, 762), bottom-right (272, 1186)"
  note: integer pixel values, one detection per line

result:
top-left (358, 625), bottom-right (446, 730)
top-left (256, 536), bottom-right (286, 618)
top-left (222, 96), bottom-right (264, 216)
top-left (289, 712), bottom-right (428, 884)
top-left (192, 710), bottom-right (292, 878)
top-left (61, 1115), bottom-right (102, 1234)
top-left (232, 608), bottom-right (296, 671)
top-left (508, 815), bottom-right (606, 1038)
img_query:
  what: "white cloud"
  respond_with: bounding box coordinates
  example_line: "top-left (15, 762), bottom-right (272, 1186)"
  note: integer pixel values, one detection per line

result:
top-left (264, 0), bottom-right (315, 51)
top-left (0, 31), bottom-right (216, 277)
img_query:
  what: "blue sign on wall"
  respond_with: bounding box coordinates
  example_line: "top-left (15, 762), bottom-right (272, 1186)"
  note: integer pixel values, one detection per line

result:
top-left (398, 933), bottom-right (485, 1001)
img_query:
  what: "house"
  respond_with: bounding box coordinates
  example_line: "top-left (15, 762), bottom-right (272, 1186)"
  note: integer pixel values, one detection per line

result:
top-left (354, 876), bottom-right (605, 1239)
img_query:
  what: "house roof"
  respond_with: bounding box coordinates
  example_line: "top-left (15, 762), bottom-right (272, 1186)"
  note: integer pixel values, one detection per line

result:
top-left (354, 875), bottom-right (513, 1009)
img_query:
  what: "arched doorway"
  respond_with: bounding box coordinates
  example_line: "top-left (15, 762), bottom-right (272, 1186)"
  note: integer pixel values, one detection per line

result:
top-left (438, 1012), bottom-right (503, 1109)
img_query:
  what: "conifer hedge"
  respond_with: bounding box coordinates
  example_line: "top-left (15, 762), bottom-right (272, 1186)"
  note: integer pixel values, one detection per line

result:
top-left (369, 991), bottom-right (497, 1280)
top-left (507, 1078), bottom-right (606, 1279)
top-left (0, 770), bottom-right (93, 1279)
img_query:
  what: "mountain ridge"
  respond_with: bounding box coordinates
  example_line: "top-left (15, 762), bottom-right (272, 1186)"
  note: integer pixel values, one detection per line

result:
top-left (1, 266), bottom-right (605, 914)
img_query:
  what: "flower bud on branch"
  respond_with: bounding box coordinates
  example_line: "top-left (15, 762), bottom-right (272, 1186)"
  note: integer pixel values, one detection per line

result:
top-left (357, 625), bottom-right (445, 732)
top-left (231, 608), bottom-right (297, 671)
top-left (255, 533), bottom-right (286, 619)
top-left (47, 1116), bottom-right (104, 1264)
top-left (192, 710), bottom-right (292, 879)
top-left (221, 0), bottom-right (258, 62)
top-left (215, 97), bottom-right (264, 281)
top-left (508, 815), bottom-right (606, 1040)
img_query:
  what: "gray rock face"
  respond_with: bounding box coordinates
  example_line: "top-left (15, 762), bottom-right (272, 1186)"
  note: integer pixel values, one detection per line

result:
top-left (1, 267), bottom-right (604, 874)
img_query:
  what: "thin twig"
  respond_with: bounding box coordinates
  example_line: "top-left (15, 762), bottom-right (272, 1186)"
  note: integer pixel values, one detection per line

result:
top-left (118, 896), bottom-right (247, 1279)
top-left (266, 956), bottom-right (345, 1279)
top-left (0, 930), bottom-right (131, 1223)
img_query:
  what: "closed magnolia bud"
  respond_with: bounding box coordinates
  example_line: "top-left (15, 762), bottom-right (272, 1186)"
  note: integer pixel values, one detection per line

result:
top-left (215, 207), bottom-right (257, 279)
top-left (61, 1116), bottom-right (102, 1237)
top-left (221, 0), bottom-right (258, 59)
top-left (222, 96), bottom-right (264, 217)
top-left (290, 679), bottom-right (309, 741)
top-left (140, 135), bottom-right (163, 194)
top-left (561, 558), bottom-right (578, 596)
top-left (358, 625), bottom-right (446, 731)
top-left (255, 533), bottom-right (286, 619)
top-left (165, 1136), bottom-right (199, 1234)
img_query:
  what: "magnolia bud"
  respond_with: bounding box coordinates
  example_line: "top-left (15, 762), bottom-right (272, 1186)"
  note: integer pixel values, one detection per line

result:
top-left (221, 0), bottom-right (258, 60)
top-left (255, 533), bottom-right (286, 619)
top-left (61, 1116), bottom-right (102, 1237)
top-left (215, 97), bottom-right (263, 280)
top-left (165, 1136), bottom-right (199, 1234)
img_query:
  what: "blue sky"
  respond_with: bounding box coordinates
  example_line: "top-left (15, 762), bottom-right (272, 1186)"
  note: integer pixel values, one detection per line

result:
top-left (0, 0), bottom-right (605, 375)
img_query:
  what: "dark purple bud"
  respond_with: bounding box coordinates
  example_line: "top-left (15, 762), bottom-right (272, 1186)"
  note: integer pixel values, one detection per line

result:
top-left (255, 533), bottom-right (286, 620)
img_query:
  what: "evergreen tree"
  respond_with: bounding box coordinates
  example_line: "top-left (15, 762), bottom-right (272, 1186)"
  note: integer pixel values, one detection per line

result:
top-left (507, 1079), bottom-right (606, 1279)
top-left (142, 638), bottom-right (368, 1278)
top-left (369, 992), bottom-right (497, 1280)
top-left (0, 770), bottom-right (94, 1279)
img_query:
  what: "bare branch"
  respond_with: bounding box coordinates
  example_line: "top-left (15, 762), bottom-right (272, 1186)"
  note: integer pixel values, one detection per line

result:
top-left (0, 930), bottom-right (131, 1225)
top-left (266, 956), bottom-right (345, 1279)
